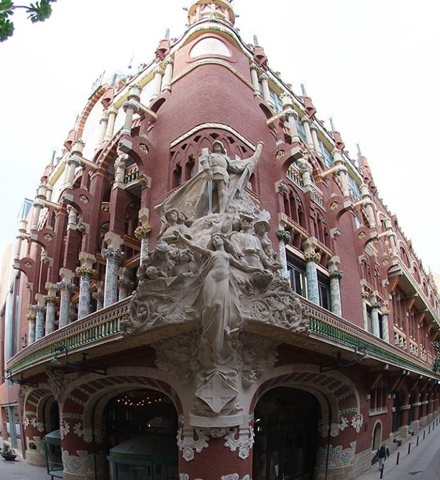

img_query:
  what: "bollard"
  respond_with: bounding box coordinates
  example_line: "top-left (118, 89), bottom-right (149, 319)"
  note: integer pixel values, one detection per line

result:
top-left (396, 452), bottom-right (400, 465)
top-left (416, 436), bottom-right (419, 446)
top-left (429, 425), bottom-right (431, 434)
top-left (423, 430), bottom-right (426, 440)
top-left (408, 443), bottom-right (412, 454)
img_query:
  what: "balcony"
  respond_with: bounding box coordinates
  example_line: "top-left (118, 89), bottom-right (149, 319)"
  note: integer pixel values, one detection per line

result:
top-left (7, 294), bottom-right (439, 381)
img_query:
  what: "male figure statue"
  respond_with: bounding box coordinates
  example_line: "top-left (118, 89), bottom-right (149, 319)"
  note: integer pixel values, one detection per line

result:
top-left (196, 140), bottom-right (264, 217)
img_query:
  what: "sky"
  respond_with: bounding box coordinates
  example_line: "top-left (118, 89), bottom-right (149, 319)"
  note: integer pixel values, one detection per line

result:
top-left (0, 0), bottom-right (439, 276)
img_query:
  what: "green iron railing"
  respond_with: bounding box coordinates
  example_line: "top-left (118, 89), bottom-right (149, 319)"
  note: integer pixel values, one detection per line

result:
top-left (7, 298), bottom-right (130, 375)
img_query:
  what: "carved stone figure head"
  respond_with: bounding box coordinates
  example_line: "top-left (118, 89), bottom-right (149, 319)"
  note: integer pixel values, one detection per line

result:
top-left (154, 240), bottom-right (170, 257)
top-left (211, 234), bottom-right (224, 250)
top-left (254, 219), bottom-right (271, 234)
top-left (164, 208), bottom-right (179, 223)
top-left (212, 140), bottom-right (226, 154)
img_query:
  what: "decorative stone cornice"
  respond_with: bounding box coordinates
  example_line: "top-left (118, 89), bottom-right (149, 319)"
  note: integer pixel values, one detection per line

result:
top-left (75, 266), bottom-right (95, 278)
top-left (134, 225), bottom-right (152, 240)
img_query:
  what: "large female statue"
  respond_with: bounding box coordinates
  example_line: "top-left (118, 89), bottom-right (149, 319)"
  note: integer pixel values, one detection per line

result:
top-left (174, 230), bottom-right (260, 356)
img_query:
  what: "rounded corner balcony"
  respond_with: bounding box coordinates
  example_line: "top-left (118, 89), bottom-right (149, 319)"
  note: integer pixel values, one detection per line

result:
top-left (7, 285), bottom-right (440, 387)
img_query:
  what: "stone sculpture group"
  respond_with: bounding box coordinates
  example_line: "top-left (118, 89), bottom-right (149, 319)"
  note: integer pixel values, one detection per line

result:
top-left (122, 140), bottom-right (309, 427)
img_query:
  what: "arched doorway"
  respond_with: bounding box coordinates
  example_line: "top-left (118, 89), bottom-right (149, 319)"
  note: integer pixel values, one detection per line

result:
top-left (253, 387), bottom-right (320, 480)
top-left (392, 391), bottom-right (402, 432)
top-left (103, 388), bottom-right (178, 479)
top-left (372, 422), bottom-right (382, 451)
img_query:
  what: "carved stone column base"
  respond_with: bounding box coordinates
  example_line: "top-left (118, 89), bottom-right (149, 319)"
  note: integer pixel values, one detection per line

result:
top-left (63, 473), bottom-right (96, 480)
top-left (25, 449), bottom-right (46, 466)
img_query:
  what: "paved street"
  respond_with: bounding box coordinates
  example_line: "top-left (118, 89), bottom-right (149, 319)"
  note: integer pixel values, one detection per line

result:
top-left (0, 447), bottom-right (49, 480)
top-left (1, 422), bottom-right (440, 480)
top-left (356, 421), bottom-right (440, 480)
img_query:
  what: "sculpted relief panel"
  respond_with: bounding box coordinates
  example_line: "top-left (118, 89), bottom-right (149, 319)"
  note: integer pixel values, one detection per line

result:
top-left (122, 139), bottom-right (309, 428)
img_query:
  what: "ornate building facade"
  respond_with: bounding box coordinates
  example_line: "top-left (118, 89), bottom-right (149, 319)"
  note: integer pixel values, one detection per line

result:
top-left (1, 1), bottom-right (440, 479)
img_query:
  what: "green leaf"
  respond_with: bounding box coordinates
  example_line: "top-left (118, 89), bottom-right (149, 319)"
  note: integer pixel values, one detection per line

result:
top-left (0, 0), bottom-right (14, 11)
top-left (0, 16), bottom-right (14, 41)
top-left (27, 0), bottom-right (53, 23)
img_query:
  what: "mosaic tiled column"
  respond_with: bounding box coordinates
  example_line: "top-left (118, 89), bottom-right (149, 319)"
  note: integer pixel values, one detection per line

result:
top-left (332, 149), bottom-right (350, 197)
top-left (97, 112), bottom-right (108, 144)
top-left (92, 291), bottom-right (104, 311)
top-left (259, 72), bottom-right (272, 106)
top-left (310, 123), bottom-right (321, 151)
top-left (329, 270), bottom-right (343, 317)
top-left (305, 251), bottom-right (321, 305)
top-left (361, 291), bottom-right (370, 330)
top-left (76, 266), bottom-right (95, 319)
top-left (122, 100), bottom-right (138, 136)
top-left (250, 63), bottom-right (261, 97)
top-left (135, 224), bottom-right (152, 264)
top-left (161, 58), bottom-right (174, 92)
top-left (360, 184), bottom-right (376, 228)
top-left (34, 305), bottom-right (45, 340)
top-left (276, 229), bottom-right (291, 279)
top-left (44, 295), bottom-right (58, 334)
top-left (328, 256), bottom-right (343, 317)
top-left (370, 296), bottom-right (381, 338)
top-left (102, 248), bottom-right (125, 308)
top-left (65, 156), bottom-right (81, 189)
top-left (104, 107), bottom-right (117, 142)
top-left (381, 310), bottom-right (390, 342)
top-left (301, 115), bottom-right (314, 150)
top-left (27, 313), bottom-right (36, 344)
top-left (118, 279), bottom-right (133, 300)
top-left (31, 200), bottom-right (44, 230)
top-left (150, 66), bottom-right (164, 101)
top-left (57, 281), bottom-right (75, 328)
top-left (303, 237), bottom-right (320, 305)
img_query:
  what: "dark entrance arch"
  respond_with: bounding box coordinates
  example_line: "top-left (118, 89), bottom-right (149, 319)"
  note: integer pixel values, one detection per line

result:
top-left (103, 388), bottom-right (178, 480)
top-left (253, 387), bottom-right (320, 480)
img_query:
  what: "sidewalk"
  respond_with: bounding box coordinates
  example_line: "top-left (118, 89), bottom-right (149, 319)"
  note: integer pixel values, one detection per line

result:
top-left (355, 420), bottom-right (440, 480)
top-left (0, 443), bottom-right (49, 480)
